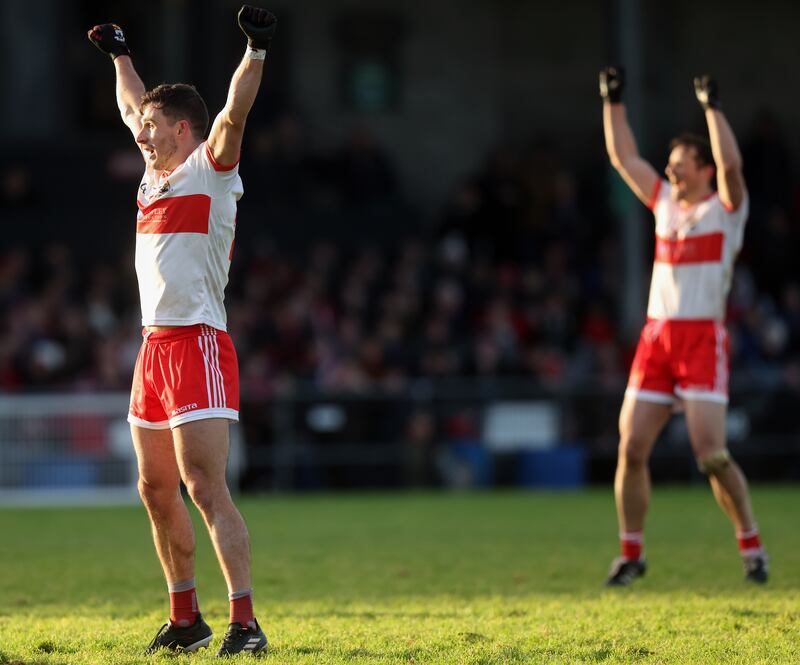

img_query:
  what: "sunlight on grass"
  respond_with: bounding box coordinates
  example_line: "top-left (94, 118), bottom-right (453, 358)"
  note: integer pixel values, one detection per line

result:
top-left (0, 488), bottom-right (797, 663)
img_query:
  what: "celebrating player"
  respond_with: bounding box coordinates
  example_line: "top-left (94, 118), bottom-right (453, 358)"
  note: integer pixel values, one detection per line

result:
top-left (599, 67), bottom-right (768, 585)
top-left (88, 6), bottom-right (275, 655)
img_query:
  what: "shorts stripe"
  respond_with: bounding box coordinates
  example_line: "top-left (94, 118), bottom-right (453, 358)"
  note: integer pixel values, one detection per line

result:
top-left (205, 332), bottom-right (219, 408)
top-left (198, 333), bottom-right (214, 408)
top-left (714, 323), bottom-right (728, 394)
top-left (128, 413), bottom-right (171, 429)
top-left (674, 387), bottom-right (729, 404)
top-left (211, 332), bottom-right (226, 409)
top-left (170, 407), bottom-right (238, 428)
top-left (624, 387), bottom-right (676, 404)
top-left (199, 326), bottom-right (226, 410)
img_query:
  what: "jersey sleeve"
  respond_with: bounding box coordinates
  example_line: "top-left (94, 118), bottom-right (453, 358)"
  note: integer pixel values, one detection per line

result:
top-left (647, 178), bottom-right (669, 211)
top-left (184, 142), bottom-right (243, 199)
top-left (724, 191), bottom-right (749, 239)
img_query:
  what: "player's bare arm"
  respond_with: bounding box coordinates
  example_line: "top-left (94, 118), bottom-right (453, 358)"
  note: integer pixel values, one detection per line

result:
top-left (113, 57), bottom-right (146, 138)
top-left (207, 6), bottom-right (277, 167)
top-left (694, 76), bottom-right (746, 211)
top-left (600, 66), bottom-right (659, 207)
top-left (87, 24), bottom-right (145, 139)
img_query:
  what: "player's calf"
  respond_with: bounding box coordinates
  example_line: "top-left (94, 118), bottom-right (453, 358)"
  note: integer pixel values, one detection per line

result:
top-left (698, 451), bottom-right (769, 584)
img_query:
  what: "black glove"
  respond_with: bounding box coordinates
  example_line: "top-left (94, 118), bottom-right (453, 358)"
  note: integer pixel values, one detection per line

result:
top-left (599, 66), bottom-right (625, 104)
top-left (694, 75), bottom-right (720, 110)
top-left (238, 5), bottom-right (277, 51)
top-left (87, 23), bottom-right (130, 60)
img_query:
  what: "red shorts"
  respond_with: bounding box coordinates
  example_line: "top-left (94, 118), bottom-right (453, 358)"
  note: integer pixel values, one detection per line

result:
top-left (128, 324), bottom-right (240, 429)
top-left (625, 319), bottom-right (729, 405)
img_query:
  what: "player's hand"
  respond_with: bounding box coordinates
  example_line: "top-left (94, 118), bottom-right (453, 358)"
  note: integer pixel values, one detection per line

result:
top-left (599, 66), bottom-right (625, 104)
top-left (238, 5), bottom-right (277, 51)
top-left (694, 75), bottom-right (720, 111)
top-left (87, 23), bottom-right (131, 60)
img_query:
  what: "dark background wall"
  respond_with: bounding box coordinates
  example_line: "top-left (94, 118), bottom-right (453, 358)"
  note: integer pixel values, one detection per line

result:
top-left (2, 0), bottom-right (798, 214)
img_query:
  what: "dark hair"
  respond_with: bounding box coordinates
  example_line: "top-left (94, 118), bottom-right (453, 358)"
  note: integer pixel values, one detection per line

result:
top-left (668, 133), bottom-right (714, 168)
top-left (140, 83), bottom-right (209, 140)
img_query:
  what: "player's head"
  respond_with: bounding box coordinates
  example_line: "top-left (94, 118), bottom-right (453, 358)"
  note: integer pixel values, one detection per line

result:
top-left (136, 84), bottom-right (209, 171)
top-left (664, 133), bottom-right (715, 202)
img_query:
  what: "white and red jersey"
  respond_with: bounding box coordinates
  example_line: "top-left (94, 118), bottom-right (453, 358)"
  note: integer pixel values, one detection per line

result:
top-left (645, 179), bottom-right (748, 321)
top-left (135, 142), bottom-right (243, 330)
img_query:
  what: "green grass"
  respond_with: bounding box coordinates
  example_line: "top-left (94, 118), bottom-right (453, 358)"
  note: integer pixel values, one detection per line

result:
top-left (0, 487), bottom-right (798, 664)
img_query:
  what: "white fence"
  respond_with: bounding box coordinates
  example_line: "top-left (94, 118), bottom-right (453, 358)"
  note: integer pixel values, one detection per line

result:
top-left (0, 393), bottom-right (243, 506)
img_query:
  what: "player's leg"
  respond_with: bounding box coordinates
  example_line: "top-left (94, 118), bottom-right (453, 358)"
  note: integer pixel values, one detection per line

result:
top-left (606, 395), bottom-right (672, 585)
top-left (132, 426), bottom-right (195, 582)
top-left (683, 400), bottom-right (754, 528)
top-left (607, 320), bottom-right (675, 585)
top-left (683, 399), bottom-right (767, 582)
top-left (173, 417), bottom-right (268, 655)
top-left (615, 395), bottom-right (672, 533)
top-left (132, 425), bottom-right (213, 653)
top-left (173, 418), bottom-right (249, 590)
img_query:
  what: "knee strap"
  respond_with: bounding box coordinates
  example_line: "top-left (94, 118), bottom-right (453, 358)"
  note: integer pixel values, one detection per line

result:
top-left (697, 449), bottom-right (731, 474)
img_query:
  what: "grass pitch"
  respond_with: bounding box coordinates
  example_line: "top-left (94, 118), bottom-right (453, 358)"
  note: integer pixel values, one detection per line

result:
top-left (0, 487), bottom-right (798, 664)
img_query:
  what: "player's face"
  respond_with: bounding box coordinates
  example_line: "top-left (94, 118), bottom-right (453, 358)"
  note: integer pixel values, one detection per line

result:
top-left (665, 145), bottom-right (712, 202)
top-left (136, 106), bottom-right (180, 171)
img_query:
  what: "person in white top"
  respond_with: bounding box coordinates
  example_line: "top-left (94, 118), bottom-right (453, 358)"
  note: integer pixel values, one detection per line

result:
top-left (599, 67), bottom-right (768, 586)
top-left (88, 6), bottom-right (274, 656)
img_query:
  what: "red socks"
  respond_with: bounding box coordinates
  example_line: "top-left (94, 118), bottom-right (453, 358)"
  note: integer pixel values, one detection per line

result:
top-left (167, 581), bottom-right (256, 629)
top-left (169, 579), bottom-right (199, 628)
top-left (229, 589), bottom-right (256, 628)
top-left (620, 531), bottom-right (644, 562)
top-left (737, 527), bottom-right (763, 557)
top-left (619, 527), bottom-right (762, 562)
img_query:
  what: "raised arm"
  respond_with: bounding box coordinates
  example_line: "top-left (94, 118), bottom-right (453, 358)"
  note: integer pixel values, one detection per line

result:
top-left (600, 67), bottom-right (659, 207)
top-left (113, 56), bottom-right (146, 138)
top-left (87, 24), bottom-right (145, 139)
top-left (207, 6), bottom-right (277, 167)
top-left (694, 76), bottom-right (746, 211)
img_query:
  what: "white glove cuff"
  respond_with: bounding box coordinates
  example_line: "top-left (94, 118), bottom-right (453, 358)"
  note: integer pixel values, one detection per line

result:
top-left (246, 46), bottom-right (267, 60)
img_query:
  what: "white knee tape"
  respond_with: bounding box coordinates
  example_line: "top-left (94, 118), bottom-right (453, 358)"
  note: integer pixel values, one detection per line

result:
top-left (697, 449), bottom-right (731, 474)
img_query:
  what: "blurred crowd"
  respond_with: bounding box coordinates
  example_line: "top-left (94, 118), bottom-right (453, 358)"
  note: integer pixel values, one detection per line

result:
top-left (1, 109), bottom-right (800, 399)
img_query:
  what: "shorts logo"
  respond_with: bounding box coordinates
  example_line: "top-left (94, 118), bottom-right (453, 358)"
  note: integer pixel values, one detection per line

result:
top-left (172, 402), bottom-right (198, 416)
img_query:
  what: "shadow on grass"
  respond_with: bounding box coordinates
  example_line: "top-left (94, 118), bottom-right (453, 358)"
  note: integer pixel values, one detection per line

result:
top-left (0, 650), bottom-right (69, 665)
top-left (274, 609), bottom-right (464, 620)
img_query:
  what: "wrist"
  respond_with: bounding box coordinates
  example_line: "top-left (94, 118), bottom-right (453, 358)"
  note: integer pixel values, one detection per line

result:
top-left (246, 45), bottom-right (267, 60)
top-left (113, 54), bottom-right (134, 71)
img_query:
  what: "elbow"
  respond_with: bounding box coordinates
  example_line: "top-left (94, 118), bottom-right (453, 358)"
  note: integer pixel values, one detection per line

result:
top-left (608, 153), bottom-right (624, 172)
top-left (721, 160), bottom-right (742, 176)
top-left (605, 143), bottom-right (629, 172)
top-left (120, 106), bottom-right (140, 125)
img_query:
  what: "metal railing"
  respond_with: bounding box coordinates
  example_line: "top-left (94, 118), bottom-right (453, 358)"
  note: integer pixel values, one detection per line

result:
top-left (238, 377), bottom-right (800, 490)
top-left (1, 377), bottom-right (797, 500)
